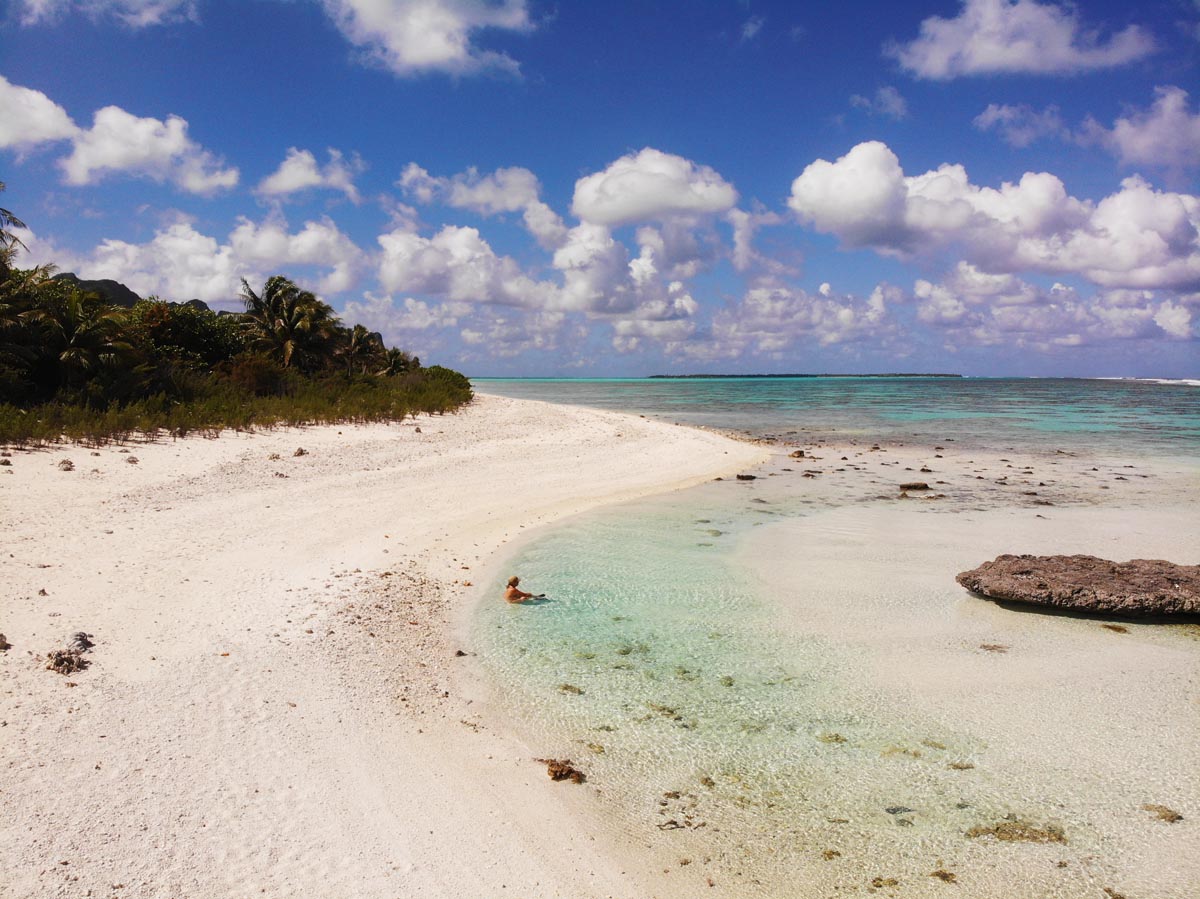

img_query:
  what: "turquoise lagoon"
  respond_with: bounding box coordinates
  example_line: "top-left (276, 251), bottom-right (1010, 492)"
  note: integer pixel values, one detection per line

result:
top-left (473, 376), bottom-right (1200, 454)
top-left (470, 378), bottom-right (1200, 897)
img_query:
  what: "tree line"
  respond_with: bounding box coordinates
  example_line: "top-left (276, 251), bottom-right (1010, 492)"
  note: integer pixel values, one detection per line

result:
top-left (0, 182), bottom-right (472, 444)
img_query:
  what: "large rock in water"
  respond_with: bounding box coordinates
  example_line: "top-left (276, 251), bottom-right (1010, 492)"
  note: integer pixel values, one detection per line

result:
top-left (956, 555), bottom-right (1200, 618)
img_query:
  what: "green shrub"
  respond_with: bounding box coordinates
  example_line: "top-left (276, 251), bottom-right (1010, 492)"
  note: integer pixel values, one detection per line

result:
top-left (423, 364), bottom-right (473, 396)
top-left (130, 300), bottom-right (245, 366)
top-left (220, 353), bottom-right (296, 397)
top-left (1, 258), bottom-right (473, 445)
top-left (0, 365), bottom-right (475, 446)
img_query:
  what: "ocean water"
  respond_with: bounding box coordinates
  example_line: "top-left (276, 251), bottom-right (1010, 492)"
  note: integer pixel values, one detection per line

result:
top-left (474, 376), bottom-right (1200, 456)
top-left (470, 378), bottom-right (1200, 897)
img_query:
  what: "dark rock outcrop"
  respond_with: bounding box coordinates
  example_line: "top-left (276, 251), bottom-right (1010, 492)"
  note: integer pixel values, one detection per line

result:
top-left (957, 555), bottom-right (1200, 618)
top-left (50, 277), bottom-right (234, 312)
top-left (52, 273), bottom-right (142, 308)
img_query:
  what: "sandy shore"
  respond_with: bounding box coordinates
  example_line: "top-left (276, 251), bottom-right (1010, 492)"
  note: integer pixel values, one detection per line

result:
top-left (726, 437), bottom-right (1200, 897)
top-left (0, 394), bottom-right (767, 899)
top-left (451, 421), bottom-right (1200, 899)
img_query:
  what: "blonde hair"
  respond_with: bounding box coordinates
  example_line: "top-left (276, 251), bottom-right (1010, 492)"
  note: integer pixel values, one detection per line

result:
top-left (507, 576), bottom-right (520, 587)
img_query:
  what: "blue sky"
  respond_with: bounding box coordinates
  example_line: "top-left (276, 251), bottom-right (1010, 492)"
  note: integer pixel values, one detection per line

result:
top-left (1, 0), bottom-right (1198, 377)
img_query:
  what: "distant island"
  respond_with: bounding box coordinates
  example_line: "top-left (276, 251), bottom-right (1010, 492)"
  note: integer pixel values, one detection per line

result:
top-left (649, 373), bottom-right (963, 379)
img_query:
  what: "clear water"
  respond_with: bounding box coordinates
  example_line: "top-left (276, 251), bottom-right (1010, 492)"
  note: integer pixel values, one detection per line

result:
top-left (470, 378), bottom-right (1200, 897)
top-left (474, 376), bottom-right (1200, 456)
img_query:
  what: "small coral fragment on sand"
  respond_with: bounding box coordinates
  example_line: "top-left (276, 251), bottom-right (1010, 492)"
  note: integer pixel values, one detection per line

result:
top-left (930, 869), bottom-right (957, 883)
top-left (535, 758), bottom-right (585, 783)
top-left (965, 820), bottom-right (1066, 843)
top-left (1142, 804), bottom-right (1183, 823)
top-left (46, 648), bottom-right (89, 675)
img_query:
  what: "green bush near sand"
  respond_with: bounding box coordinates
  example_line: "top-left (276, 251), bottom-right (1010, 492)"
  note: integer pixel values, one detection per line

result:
top-left (0, 209), bottom-right (472, 446)
top-left (0, 372), bottom-right (472, 445)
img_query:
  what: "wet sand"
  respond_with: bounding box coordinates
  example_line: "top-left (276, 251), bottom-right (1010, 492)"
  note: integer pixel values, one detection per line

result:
top-left (463, 428), bottom-right (1200, 898)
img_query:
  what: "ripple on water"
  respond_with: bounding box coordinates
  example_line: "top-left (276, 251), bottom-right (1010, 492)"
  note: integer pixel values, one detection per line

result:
top-left (473, 468), bottom-right (1199, 898)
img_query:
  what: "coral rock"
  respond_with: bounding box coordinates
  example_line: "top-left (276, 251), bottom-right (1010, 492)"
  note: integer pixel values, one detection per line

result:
top-left (957, 555), bottom-right (1200, 618)
top-left (535, 758), bottom-right (585, 783)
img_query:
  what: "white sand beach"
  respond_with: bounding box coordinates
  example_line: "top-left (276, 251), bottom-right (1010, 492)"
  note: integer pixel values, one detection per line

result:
top-left (3, 394), bottom-right (1197, 899)
top-left (0, 394), bottom-right (766, 899)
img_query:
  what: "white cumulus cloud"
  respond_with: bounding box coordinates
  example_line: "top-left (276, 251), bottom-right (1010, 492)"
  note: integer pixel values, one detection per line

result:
top-left (397, 162), bottom-right (567, 247)
top-left (84, 222), bottom-right (241, 304)
top-left (318, 0), bottom-right (533, 76)
top-left (0, 75), bottom-right (79, 150)
top-left (64, 216), bottom-right (364, 304)
top-left (973, 103), bottom-right (1068, 147)
top-left (376, 223), bottom-right (557, 307)
top-left (887, 0), bottom-right (1154, 79)
top-left (552, 222), bottom-right (632, 313)
top-left (460, 310), bottom-right (566, 357)
top-left (60, 105), bottom-right (238, 195)
top-left (340, 293), bottom-right (472, 340)
top-left (1084, 86), bottom-right (1200, 178)
top-left (976, 87), bottom-right (1200, 179)
top-left (849, 86), bottom-right (909, 120)
top-left (787, 141), bottom-right (910, 248)
top-left (912, 266), bottom-right (1194, 346)
top-left (788, 141), bottom-right (1200, 291)
top-left (571, 148), bottom-right (738, 228)
top-left (726, 206), bottom-right (789, 275)
top-left (612, 315), bottom-right (697, 355)
top-left (1153, 301), bottom-right (1193, 339)
top-left (0, 77), bottom-right (235, 196)
top-left (257, 147), bottom-right (365, 202)
top-left (701, 282), bottom-right (898, 358)
top-left (229, 216), bottom-right (366, 294)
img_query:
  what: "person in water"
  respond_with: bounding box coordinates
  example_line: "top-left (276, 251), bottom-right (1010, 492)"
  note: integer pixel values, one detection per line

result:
top-left (504, 576), bottom-right (535, 603)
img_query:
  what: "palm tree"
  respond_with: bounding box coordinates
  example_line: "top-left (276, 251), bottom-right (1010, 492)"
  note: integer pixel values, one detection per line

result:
top-left (1, 257), bottom-right (55, 336)
top-left (239, 275), bottom-right (339, 372)
top-left (377, 346), bottom-right (418, 376)
top-left (337, 324), bottom-right (384, 376)
top-left (1, 182), bottom-right (28, 283)
top-left (0, 181), bottom-right (27, 256)
top-left (23, 290), bottom-right (131, 392)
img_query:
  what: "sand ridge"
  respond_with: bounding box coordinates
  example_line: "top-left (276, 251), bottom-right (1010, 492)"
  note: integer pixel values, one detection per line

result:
top-left (0, 394), bottom-right (766, 899)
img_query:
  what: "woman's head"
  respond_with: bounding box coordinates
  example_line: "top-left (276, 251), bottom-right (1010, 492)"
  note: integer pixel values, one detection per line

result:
top-left (507, 576), bottom-right (520, 587)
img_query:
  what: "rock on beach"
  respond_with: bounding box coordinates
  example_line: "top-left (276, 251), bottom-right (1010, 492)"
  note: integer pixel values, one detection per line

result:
top-left (956, 554), bottom-right (1200, 618)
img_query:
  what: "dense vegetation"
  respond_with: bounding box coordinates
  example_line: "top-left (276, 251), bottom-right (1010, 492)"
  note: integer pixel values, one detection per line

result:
top-left (0, 183), bottom-right (472, 445)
